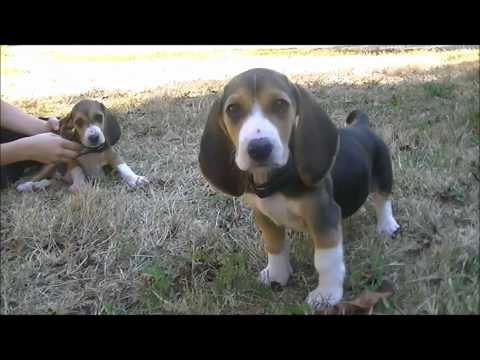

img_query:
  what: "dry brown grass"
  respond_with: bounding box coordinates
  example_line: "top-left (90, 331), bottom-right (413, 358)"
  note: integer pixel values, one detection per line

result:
top-left (1, 49), bottom-right (479, 314)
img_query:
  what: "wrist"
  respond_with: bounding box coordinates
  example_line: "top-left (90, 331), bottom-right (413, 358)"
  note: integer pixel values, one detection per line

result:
top-left (42, 120), bottom-right (51, 133)
top-left (15, 137), bottom-right (34, 161)
top-left (27, 117), bottom-right (50, 135)
top-left (35, 118), bottom-right (51, 134)
top-left (0, 137), bottom-right (33, 165)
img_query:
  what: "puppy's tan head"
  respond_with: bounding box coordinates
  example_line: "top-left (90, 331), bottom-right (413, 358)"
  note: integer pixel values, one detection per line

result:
top-left (199, 68), bottom-right (338, 196)
top-left (60, 99), bottom-right (121, 148)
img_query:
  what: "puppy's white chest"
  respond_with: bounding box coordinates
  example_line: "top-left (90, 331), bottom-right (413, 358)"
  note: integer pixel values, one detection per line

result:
top-left (247, 193), bottom-right (306, 231)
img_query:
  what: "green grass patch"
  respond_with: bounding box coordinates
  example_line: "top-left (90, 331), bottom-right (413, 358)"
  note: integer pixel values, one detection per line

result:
top-left (423, 81), bottom-right (456, 98)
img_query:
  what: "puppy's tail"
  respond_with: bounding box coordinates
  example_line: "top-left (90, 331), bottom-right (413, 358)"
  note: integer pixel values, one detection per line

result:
top-left (345, 110), bottom-right (369, 128)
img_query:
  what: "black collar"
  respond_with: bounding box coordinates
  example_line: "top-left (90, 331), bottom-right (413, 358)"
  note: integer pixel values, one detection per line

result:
top-left (247, 156), bottom-right (300, 198)
top-left (78, 142), bottom-right (110, 156)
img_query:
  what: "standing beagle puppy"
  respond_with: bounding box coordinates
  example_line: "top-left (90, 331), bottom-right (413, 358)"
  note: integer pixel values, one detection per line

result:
top-left (199, 68), bottom-right (400, 310)
top-left (16, 99), bottom-right (148, 192)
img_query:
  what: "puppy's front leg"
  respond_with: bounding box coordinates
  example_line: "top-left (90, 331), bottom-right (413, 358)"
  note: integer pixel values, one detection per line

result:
top-left (308, 228), bottom-right (345, 310)
top-left (107, 149), bottom-right (148, 188)
top-left (305, 198), bottom-right (345, 310)
top-left (254, 209), bottom-right (292, 287)
top-left (67, 160), bottom-right (86, 192)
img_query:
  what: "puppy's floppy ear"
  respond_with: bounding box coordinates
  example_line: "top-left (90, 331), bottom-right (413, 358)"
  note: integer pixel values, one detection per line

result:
top-left (100, 103), bottom-right (121, 146)
top-left (59, 111), bottom-right (78, 141)
top-left (199, 96), bottom-right (247, 197)
top-left (292, 84), bottom-right (339, 187)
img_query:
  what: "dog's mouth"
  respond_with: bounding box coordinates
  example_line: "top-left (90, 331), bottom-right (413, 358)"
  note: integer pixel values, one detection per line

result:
top-left (247, 155), bottom-right (300, 198)
top-left (247, 150), bottom-right (289, 171)
top-left (237, 154), bottom-right (288, 175)
top-left (249, 161), bottom-right (282, 171)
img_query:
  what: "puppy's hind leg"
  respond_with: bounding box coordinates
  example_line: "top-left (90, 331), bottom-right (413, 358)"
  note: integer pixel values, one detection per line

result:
top-left (16, 164), bottom-right (56, 192)
top-left (371, 141), bottom-right (400, 237)
top-left (371, 192), bottom-right (400, 237)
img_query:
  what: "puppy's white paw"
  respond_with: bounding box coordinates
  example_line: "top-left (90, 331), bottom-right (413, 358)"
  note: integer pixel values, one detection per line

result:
top-left (16, 181), bottom-right (34, 192)
top-left (306, 284), bottom-right (343, 310)
top-left (69, 183), bottom-right (82, 193)
top-left (377, 216), bottom-right (400, 238)
top-left (126, 175), bottom-right (149, 188)
top-left (258, 263), bottom-right (292, 287)
top-left (16, 179), bottom-right (51, 192)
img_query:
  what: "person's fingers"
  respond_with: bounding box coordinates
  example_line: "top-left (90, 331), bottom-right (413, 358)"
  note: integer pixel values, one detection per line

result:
top-left (60, 139), bottom-right (82, 151)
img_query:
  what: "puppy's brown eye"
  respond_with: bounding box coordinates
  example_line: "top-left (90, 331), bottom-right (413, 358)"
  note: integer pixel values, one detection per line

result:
top-left (94, 114), bottom-right (103, 123)
top-left (272, 99), bottom-right (289, 115)
top-left (226, 104), bottom-right (242, 119)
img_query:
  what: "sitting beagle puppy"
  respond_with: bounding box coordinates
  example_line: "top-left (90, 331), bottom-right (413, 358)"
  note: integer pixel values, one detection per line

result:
top-left (198, 68), bottom-right (400, 310)
top-left (16, 99), bottom-right (148, 192)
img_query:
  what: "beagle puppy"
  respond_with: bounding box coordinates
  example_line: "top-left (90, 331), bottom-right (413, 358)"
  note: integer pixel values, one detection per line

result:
top-left (198, 68), bottom-right (400, 310)
top-left (16, 99), bottom-right (148, 192)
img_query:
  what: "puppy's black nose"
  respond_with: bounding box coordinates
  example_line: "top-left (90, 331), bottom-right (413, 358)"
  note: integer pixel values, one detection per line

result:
top-left (248, 138), bottom-right (273, 162)
top-left (88, 134), bottom-right (99, 144)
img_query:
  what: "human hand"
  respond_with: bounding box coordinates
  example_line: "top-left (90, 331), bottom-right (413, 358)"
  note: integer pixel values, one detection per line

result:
top-left (21, 132), bottom-right (82, 164)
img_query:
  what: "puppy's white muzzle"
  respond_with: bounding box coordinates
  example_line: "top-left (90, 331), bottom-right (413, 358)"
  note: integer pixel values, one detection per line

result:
top-left (235, 104), bottom-right (288, 170)
top-left (83, 125), bottom-right (106, 148)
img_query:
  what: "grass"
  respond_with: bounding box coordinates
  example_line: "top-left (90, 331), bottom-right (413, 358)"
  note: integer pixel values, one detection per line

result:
top-left (0, 49), bottom-right (479, 314)
top-left (423, 81), bottom-right (456, 98)
top-left (239, 47), bottom-right (474, 58)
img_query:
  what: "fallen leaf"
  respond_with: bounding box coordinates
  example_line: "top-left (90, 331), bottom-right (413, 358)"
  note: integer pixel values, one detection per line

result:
top-left (317, 280), bottom-right (394, 315)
